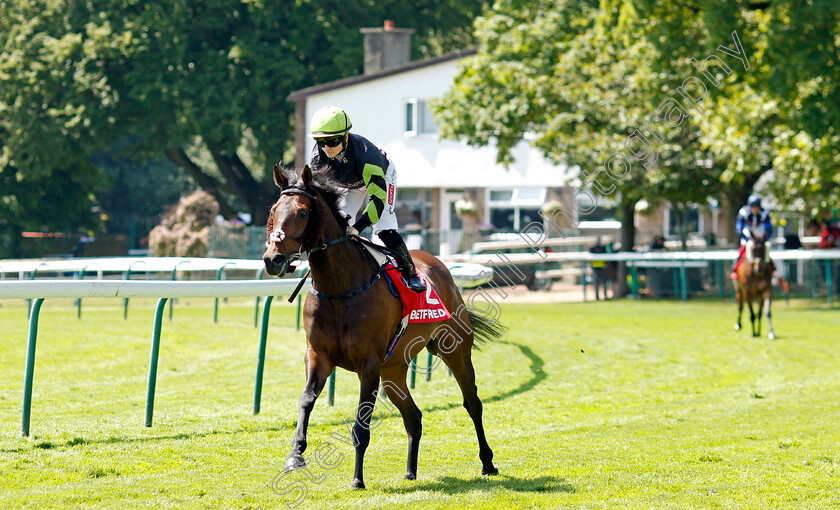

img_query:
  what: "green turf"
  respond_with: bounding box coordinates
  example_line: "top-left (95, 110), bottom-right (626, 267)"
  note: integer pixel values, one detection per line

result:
top-left (1, 295), bottom-right (839, 509)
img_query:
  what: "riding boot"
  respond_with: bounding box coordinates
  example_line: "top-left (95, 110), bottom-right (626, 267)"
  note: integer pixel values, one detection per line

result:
top-left (393, 242), bottom-right (426, 293)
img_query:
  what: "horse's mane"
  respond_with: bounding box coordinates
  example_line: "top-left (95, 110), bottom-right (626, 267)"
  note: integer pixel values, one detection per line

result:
top-left (268, 165), bottom-right (349, 250)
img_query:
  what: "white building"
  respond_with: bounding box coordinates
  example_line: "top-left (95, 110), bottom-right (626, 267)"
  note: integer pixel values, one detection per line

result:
top-left (287, 23), bottom-right (578, 254)
top-left (287, 23), bottom-right (725, 253)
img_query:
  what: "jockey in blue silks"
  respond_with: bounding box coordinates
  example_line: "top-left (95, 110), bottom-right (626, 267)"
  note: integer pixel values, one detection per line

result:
top-left (731, 194), bottom-right (774, 279)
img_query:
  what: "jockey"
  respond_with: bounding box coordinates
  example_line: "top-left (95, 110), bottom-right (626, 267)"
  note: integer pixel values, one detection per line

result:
top-left (730, 194), bottom-right (774, 279)
top-left (308, 105), bottom-right (426, 293)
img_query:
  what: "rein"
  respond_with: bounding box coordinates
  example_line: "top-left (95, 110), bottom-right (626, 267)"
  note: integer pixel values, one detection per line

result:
top-left (277, 187), bottom-right (380, 301)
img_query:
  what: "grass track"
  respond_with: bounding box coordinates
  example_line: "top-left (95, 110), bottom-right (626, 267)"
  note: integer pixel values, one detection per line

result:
top-left (1, 296), bottom-right (839, 509)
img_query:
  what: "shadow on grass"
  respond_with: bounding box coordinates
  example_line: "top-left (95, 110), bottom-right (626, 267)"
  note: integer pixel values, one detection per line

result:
top-left (403, 340), bottom-right (547, 415)
top-left (382, 474), bottom-right (574, 495)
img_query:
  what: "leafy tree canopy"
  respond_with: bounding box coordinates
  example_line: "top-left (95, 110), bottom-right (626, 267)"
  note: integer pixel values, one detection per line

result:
top-left (0, 0), bottom-right (484, 250)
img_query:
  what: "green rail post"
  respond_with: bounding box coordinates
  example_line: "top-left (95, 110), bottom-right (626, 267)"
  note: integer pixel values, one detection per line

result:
top-left (253, 295), bottom-right (274, 415)
top-left (21, 298), bottom-right (44, 437)
top-left (672, 267), bottom-right (679, 299)
top-left (409, 356), bottom-right (417, 389)
top-left (75, 262), bottom-right (98, 319)
top-left (145, 298), bottom-right (168, 427)
top-left (580, 263), bottom-right (588, 302)
top-left (328, 368), bottom-right (336, 406)
top-left (27, 263), bottom-right (48, 318)
top-left (425, 351), bottom-right (433, 382)
top-left (826, 260), bottom-right (834, 307)
top-left (717, 260), bottom-right (725, 298)
top-left (630, 263), bottom-right (639, 299)
top-left (807, 260), bottom-right (815, 298)
top-left (123, 260), bottom-right (145, 320)
top-left (169, 261), bottom-right (189, 321)
top-left (213, 262), bottom-right (234, 323)
top-left (679, 262), bottom-right (688, 302)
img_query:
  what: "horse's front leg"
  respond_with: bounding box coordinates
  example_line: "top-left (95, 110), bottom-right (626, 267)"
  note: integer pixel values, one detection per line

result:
top-left (747, 299), bottom-right (757, 337)
top-left (350, 360), bottom-right (381, 489)
top-left (286, 349), bottom-right (333, 471)
top-left (735, 286), bottom-right (743, 331)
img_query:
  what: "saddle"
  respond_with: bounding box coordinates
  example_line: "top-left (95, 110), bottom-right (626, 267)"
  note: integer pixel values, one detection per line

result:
top-left (356, 238), bottom-right (451, 364)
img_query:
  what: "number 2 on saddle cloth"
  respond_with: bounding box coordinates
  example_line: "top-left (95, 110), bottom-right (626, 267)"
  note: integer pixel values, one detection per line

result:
top-left (380, 261), bottom-right (451, 364)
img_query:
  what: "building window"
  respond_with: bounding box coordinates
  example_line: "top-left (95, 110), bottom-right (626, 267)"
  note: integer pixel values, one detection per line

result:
top-left (576, 193), bottom-right (618, 222)
top-left (487, 187), bottom-right (546, 232)
top-left (396, 188), bottom-right (432, 228)
top-left (405, 99), bottom-right (437, 136)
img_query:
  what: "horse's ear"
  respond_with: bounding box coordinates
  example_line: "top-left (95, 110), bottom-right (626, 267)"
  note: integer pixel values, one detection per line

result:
top-left (301, 165), bottom-right (313, 187)
top-left (273, 162), bottom-right (288, 189)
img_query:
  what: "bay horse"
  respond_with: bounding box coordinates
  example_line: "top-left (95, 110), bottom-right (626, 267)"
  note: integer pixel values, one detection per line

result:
top-left (262, 164), bottom-right (502, 488)
top-left (734, 230), bottom-right (775, 340)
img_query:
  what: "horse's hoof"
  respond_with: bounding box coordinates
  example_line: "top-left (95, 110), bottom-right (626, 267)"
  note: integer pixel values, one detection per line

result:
top-left (482, 465), bottom-right (499, 476)
top-left (350, 478), bottom-right (365, 489)
top-left (734, 324), bottom-right (740, 331)
top-left (768, 333), bottom-right (776, 340)
top-left (284, 456), bottom-right (305, 472)
top-left (404, 473), bottom-right (416, 480)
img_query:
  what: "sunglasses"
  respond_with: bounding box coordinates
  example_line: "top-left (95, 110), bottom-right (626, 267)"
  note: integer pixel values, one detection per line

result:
top-left (316, 135), bottom-right (344, 148)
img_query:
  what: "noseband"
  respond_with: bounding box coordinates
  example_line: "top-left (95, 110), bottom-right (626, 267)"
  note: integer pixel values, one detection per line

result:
top-left (270, 188), bottom-right (318, 245)
top-left (268, 188), bottom-right (354, 264)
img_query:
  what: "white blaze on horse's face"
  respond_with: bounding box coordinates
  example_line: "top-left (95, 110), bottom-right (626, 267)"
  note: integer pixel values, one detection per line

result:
top-left (269, 229), bottom-right (285, 243)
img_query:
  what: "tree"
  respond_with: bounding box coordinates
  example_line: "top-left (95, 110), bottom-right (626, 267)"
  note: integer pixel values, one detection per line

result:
top-left (1, 0), bottom-right (485, 241)
top-left (632, 0), bottom-right (840, 219)
top-left (436, 1), bottom-right (723, 262)
top-left (0, 0), bottom-right (113, 257)
top-left (92, 145), bottom-right (196, 249)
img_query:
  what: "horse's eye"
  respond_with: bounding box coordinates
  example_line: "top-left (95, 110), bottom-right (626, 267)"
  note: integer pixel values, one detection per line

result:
top-left (298, 209), bottom-right (308, 218)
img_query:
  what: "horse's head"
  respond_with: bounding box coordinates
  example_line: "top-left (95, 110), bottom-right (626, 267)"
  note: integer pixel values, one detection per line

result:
top-left (263, 164), bottom-right (321, 277)
top-left (751, 230), bottom-right (767, 275)
top-left (262, 164), bottom-right (348, 277)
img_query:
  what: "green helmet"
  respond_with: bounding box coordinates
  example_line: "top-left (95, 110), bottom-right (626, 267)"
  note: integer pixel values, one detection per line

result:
top-left (310, 105), bottom-right (352, 138)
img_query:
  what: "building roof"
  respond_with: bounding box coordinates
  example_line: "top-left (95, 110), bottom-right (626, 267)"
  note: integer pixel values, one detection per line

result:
top-left (286, 48), bottom-right (477, 102)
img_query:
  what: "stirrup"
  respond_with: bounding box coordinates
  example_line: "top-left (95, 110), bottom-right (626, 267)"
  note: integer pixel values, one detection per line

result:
top-left (405, 272), bottom-right (426, 293)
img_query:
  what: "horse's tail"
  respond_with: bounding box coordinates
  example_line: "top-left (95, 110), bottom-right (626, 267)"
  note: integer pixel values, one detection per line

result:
top-left (468, 309), bottom-right (507, 350)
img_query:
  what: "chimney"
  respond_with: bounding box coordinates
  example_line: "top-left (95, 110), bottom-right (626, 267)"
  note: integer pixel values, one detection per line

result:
top-left (360, 20), bottom-right (414, 74)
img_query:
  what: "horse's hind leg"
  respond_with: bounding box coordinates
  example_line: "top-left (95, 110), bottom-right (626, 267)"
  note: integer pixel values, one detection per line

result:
top-left (436, 341), bottom-right (498, 475)
top-left (755, 299), bottom-right (764, 338)
top-left (286, 349), bottom-right (333, 471)
top-left (381, 365), bottom-right (422, 480)
top-left (735, 285), bottom-right (743, 331)
top-left (747, 300), bottom-right (757, 337)
top-left (765, 294), bottom-right (775, 340)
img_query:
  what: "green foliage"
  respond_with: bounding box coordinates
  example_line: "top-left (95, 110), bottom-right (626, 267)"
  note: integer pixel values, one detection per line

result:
top-left (0, 0), bottom-right (483, 244)
top-left (436, 0), bottom-right (722, 253)
top-left (437, 0), bottom-right (839, 229)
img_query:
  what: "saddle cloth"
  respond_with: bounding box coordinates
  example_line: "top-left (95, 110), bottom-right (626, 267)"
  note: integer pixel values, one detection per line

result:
top-left (360, 241), bottom-right (451, 364)
top-left (360, 242), bottom-right (451, 324)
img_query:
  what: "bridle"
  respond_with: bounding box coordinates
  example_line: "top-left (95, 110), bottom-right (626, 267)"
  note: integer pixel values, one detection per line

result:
top-left (268, 187), bottom-right (387, 300)
top-left (268, 187), bottom-right (354, 267)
